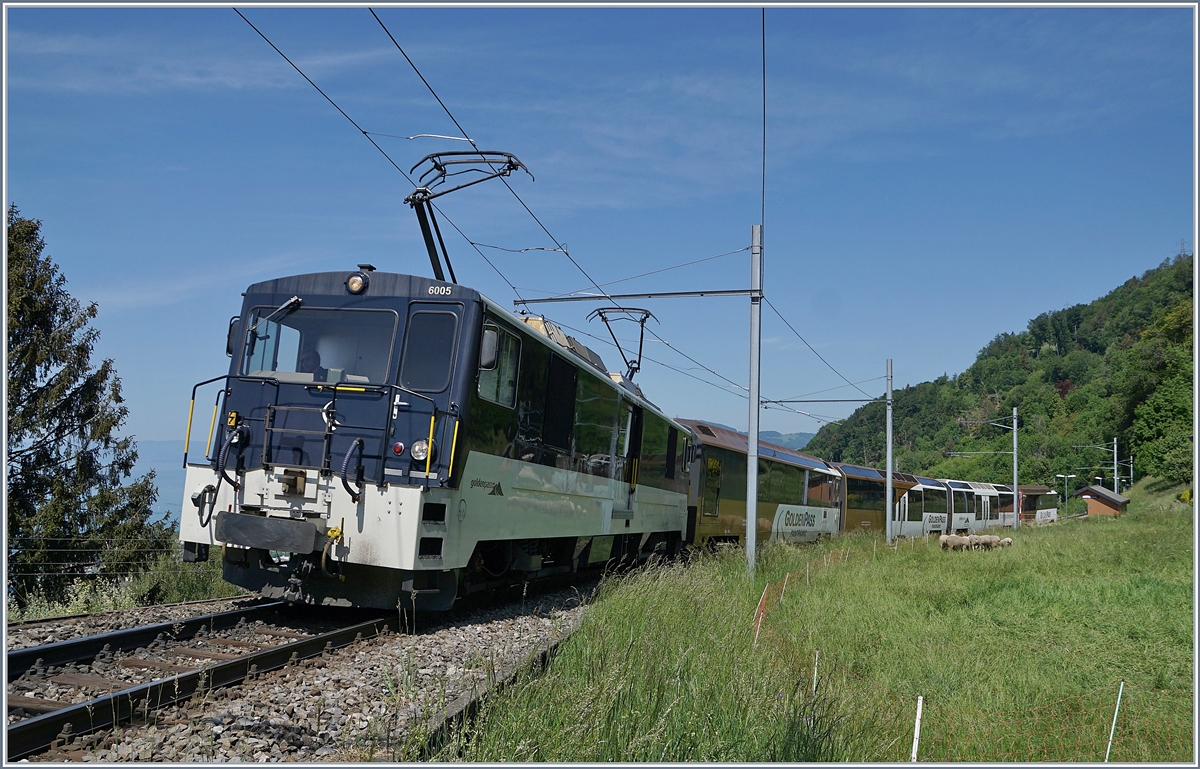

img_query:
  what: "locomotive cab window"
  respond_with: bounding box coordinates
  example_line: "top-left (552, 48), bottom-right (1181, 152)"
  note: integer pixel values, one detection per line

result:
top-left (477, 323), bottom-right (520, 408)
top-left (400, 308), bottom-right (460, 392)
top-left (242, 306), bottom-right (397, 384)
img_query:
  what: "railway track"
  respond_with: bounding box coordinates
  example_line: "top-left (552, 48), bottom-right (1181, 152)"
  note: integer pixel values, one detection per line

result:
top-left (6, 602), bottom-right (391, 760)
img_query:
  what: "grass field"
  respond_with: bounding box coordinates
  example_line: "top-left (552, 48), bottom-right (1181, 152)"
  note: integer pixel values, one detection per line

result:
top-left (425, 478), bottom-right (1193, 762)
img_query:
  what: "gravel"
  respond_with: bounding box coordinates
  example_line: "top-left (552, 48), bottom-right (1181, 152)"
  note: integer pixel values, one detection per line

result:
top-left (19, 585), bottom-right (589, 762)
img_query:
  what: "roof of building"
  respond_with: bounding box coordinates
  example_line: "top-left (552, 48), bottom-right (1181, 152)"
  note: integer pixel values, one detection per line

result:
top-left (1018, 485), bottom-right (1056, 495)
top-left (1072, 485), bottom-right (1130, 506)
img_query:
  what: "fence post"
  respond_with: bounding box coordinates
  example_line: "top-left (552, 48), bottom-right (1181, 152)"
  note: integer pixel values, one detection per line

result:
top-left (910, 695), bottom-right (924, 762)
top-left (812, 649), bottom-right (819, 695)
top-left (806, 562), bottom-right (810, 586)
top-left (779, 572), bottom-right (789, 604)
top-left (1104, 679), bottom-right (1125, 762)
top-left (752, 583), bottom-right (770, 647)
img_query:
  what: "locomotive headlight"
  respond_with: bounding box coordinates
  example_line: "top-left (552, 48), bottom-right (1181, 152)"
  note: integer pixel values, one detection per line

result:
top-left (346, 271), bottom-right (370, 295)
top-left (410, 439), bottom-right (437, 464)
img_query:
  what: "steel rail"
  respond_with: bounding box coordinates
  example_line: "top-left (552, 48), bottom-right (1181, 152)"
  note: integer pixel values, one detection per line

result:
top-left (6, 612), bottom-right (392, 761)
top-left (7, 603), bottom-right (285, 682)
top-left (6, 597), bottom-right (269, 629)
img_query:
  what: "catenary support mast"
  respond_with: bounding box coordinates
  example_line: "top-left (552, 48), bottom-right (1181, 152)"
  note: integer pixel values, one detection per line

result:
top-left (746, 225), bottom-right (763, 574)
top-left (886, 359), bottom-right (894, 545)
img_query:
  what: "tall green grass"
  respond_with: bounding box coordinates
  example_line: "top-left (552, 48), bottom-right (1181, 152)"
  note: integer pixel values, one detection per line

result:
top-left (427, 478), bottom-right (1192, 762)
top-left (7, 552), bottom-right (247, 622)
top-left (433, 544), bottom-right (851, 762)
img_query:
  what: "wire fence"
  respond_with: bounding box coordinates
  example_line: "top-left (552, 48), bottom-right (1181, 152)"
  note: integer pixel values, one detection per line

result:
top-left (750, 549), bottom-right (1194, 762)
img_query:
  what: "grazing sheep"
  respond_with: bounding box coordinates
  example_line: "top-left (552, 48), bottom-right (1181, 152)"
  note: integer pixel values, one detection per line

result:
top-left (944, 534), bottom-right (970, 551)
top-left (967, 534), bottom-right (980, 550)
top-left (939, 534), bottom-right (951, 550)
top-left (979, 535), bottom-right (1000, 550)
top-left (998, 537), bottom-right (1013, 548)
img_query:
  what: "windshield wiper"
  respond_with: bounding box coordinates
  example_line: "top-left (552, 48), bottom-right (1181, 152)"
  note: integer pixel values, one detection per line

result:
top-left (246, 295), bottom-right (302, 339)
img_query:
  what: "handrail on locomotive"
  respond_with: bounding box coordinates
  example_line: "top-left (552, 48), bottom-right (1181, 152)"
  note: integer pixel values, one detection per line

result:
top-left (183, 373), bottom-right (454, 493)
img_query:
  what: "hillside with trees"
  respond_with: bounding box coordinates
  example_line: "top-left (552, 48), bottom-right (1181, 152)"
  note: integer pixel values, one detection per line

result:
top-left (804, 253), bottom-right (1193, 490)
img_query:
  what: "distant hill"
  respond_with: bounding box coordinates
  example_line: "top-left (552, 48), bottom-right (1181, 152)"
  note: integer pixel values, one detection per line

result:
top-left (805, 254), bottom-right (1193, 488)
top-left (759, 430), bottom-right (816, 450)
top-left (691, 421), bottom-right (815, 450)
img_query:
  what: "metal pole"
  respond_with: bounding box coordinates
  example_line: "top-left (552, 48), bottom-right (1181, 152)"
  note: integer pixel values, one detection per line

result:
top-left (746, 224), bottom-right (763, 574)
top-left (1113, 437), bottom-right (1118, 493)
top-left (1012, 407), bottom-right (1019, 530)
top-left (886, 359), bottom-right (894, 545)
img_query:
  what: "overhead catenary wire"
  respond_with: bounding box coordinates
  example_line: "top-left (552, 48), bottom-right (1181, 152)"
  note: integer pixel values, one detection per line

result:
top-left (368, 8), bottom-right (619, 308)
top-left (764, 296), bottom-right (873, 398)
top-left (238, 9), bottom-right (787, 413)
top-left (233, 8), bottom-right (523, 300)
top-left (552, 320), bottom-right (840, 426)
top-left (550, 246), bottom-right (750, 298)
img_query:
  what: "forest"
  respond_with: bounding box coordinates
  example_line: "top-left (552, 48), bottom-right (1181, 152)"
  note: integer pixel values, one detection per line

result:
top-left (804, 253), bottom-right (1193, 489)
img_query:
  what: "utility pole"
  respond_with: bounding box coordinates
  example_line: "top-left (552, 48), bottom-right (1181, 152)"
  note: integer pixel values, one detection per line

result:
top-left (1013, 407), bottom-right (1019, 530)
top-left (1113, 437), bottom-right (1119, 493)
top-left (885, 359), bottom-right (894, 545)
top-left (1056, 473), bottom-right (1076, 516)
top-left (746, 225), bottom-right (763, 575)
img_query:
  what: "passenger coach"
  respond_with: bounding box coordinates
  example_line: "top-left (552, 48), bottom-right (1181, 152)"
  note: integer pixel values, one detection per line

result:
top-left (678, 420), bottom-right (843, 547)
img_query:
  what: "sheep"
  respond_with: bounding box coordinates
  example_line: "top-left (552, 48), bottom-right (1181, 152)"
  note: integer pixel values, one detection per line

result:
top-left (967, 534), bottom-right (980, 550)
top-left (998, 537), bottom-right (1013, 548)
top-left (978, 535), bottom-right (1000, 550)
top-left (939, 534), bottom-right (951, 550)
top-left (943, 534), bottom-right (970, 551)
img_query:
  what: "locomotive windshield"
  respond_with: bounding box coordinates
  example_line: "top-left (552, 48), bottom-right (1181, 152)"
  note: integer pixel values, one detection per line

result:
top-left (241, 306), bottom-right (398, 384)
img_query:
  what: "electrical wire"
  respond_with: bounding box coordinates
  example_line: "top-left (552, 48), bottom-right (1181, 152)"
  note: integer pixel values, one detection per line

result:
top-left (369, 8), bottom-right (619, 307)
top-left (233, 8), bottom-right (523, 300)
top-left (764, 296), bottom-right (873, 398)
top-left (552, 246), bottom-right (750, 298)
top-left (776, 376), bottom-right (887, 402)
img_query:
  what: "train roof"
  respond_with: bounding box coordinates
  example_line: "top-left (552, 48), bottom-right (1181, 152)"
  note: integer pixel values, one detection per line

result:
top-left (913, 476), bottom-right (947, 489)
top-left (833, 463), bottom-right (919, 490)
top-left (678, 420), bottom-right (837, 475)
top-left (244, 270), bottom-right (483, 304)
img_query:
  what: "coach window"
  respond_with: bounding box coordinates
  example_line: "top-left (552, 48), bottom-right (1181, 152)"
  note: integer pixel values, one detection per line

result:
top-left (907, 490), bottom-right (923, 521)
top-left (807, 471), bottom-right (837, 507)
top-left (478, 323), bottom-right (520, 408)
top-left (542, 355), bottom-right (578, 450)
top-left (703, 456), bottom-right (722, 516)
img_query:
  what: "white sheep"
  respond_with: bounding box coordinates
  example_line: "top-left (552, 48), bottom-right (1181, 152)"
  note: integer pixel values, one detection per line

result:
top-left (979, 535), bottom-right (1000, 550)
top-left (944, 534), bottom-right (970, 551)
top-left (939, 534), bottom-right (951, 550)
top-left (967, 534), bottom-right (980, 550)
top-left (998, 537), bottom-right (1013, 548)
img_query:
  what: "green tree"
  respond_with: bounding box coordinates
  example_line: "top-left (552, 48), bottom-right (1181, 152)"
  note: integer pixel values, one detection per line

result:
top-left (6, 204), bottom-right (172, 607)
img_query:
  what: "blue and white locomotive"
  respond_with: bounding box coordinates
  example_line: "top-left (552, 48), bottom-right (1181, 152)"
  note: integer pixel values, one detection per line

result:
top-left (178, 267), bottom-right (692, 610)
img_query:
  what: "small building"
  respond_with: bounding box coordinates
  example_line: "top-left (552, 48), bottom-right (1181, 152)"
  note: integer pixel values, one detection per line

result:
top-left (1072, 485), bottom-right (1129, 517)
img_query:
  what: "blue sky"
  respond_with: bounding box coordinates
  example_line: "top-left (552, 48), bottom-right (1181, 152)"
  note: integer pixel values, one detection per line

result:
top-left (6, 6), bottom-right (1195, 460)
